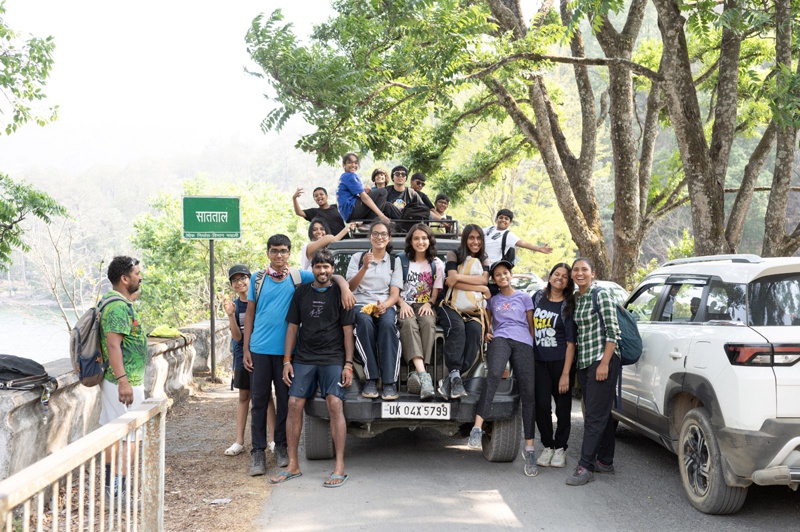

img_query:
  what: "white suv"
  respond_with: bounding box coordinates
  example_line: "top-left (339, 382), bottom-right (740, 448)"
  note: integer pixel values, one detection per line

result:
top-left (616, 254), bottom-right (800, 514)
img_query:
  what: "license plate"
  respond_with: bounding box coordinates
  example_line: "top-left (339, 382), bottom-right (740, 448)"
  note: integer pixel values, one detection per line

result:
top-left (381, 402), bottom-right (451, 420)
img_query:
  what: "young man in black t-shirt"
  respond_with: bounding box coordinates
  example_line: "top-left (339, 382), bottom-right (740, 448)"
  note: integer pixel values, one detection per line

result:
top-left (292, 186), bottom-right (347, 235)
top-left (270, 249), bottom-right (356, 487)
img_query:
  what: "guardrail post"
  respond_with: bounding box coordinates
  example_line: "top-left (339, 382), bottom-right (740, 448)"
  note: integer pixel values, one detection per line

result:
top-left (141, 399), bottom-right (166, 531)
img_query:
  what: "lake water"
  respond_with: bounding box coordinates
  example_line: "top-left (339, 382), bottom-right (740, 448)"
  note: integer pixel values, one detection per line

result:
top-left (0, 305), bottom-right (73, 365)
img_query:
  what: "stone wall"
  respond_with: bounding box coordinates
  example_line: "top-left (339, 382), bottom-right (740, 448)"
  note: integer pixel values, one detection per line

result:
top-left (181, 320), bottom-right (233, 375)
top-left (0, 321), bottom-right (231, 481)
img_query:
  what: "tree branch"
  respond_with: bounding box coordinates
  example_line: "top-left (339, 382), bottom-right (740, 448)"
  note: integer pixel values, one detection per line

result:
top-left (465, 52), bottom-right (664, 81)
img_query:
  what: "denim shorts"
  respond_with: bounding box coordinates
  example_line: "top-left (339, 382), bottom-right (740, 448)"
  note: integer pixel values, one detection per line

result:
top-left (288, 362), bottom-right (346, 401)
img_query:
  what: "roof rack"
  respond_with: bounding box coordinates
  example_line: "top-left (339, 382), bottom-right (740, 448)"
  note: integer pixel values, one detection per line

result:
top-left (349, 219), bottom-right (461, 240)
top-left (661, 254), bottom-right (763, 267)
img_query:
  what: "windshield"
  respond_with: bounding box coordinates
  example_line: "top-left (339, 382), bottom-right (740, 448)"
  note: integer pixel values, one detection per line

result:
top-left (748, 273), bottom-right (800, 326)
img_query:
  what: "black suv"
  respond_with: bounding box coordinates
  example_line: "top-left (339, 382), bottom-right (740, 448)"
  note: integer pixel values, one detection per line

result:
top-left (302, 228), bottom-right (522, 462)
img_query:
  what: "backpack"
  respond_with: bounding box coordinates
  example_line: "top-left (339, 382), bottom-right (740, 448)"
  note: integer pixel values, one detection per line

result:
top-left (70, 296), bottom-right (133, 387)
top-left (253, 267), bottom-right (303, 303)
top-left (500, 230), bottom-right (516, 263)
top-left (399, 201), bottom-right (432, 232)
top-left (0, 354), bottom-right (56, 391)
top-left (591, 287), bottom-right (642, 365)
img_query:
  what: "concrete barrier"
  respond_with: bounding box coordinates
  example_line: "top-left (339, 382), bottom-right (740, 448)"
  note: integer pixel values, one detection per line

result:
top-left (0, 321), bottom-right (231, 481)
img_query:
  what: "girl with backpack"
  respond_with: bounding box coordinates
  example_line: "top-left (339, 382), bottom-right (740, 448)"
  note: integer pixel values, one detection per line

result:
top-left (436, 224), bottom-right (490, 399)
top-left (532, 263), bottom-right (576, 469)
top-left (566, 257), bottom-right (621, 486)
top-left (396, 223), bottom-right (445, 400)
top-left (467, 259), bottom-right (538, 477)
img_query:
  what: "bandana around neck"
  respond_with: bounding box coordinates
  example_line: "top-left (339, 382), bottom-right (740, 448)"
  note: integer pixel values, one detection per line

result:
top-left (268, 266), bottom-right (288, 281)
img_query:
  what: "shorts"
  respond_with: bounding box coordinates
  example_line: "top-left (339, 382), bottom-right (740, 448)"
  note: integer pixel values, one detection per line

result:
top-left (288, 363), bottom-right (345, 402)
top-left (233, 367), bottom-right (251, 390)
top-left (99, 379), bottom-right (146, 442)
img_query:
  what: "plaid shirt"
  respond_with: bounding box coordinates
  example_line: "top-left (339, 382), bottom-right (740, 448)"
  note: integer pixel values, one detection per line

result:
top-left (574, 284), bottom-right (621, 369)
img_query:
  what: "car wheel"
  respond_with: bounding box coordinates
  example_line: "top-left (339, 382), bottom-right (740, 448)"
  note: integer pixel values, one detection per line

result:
top-left (677, 408), bottom-right (748, 514)
top-left (303, 412), bottom-right (334, 460)
top-left (482, 411), bottom-right (522, 462)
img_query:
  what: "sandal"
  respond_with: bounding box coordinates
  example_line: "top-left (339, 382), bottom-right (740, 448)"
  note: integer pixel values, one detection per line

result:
top-left (323, 474), bottom-right (349, 488)
top-left (224, 442), bottom-right (244, 456)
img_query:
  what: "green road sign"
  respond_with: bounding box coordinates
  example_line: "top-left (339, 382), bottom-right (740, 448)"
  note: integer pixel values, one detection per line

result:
top-left (183, 196), bottom-right (241, 239)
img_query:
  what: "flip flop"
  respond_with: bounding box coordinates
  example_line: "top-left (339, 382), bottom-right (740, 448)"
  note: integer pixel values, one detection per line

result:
top-left (323, 474), bottom-right (349, 488)
top-left (269, 471), bottom-right (302, 484)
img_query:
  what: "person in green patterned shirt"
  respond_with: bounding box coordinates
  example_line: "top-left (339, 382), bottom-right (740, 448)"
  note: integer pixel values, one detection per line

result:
top-left (566, 257), bottom-right (621, 487)
top-left (99, 255), bottom-right (146, 499)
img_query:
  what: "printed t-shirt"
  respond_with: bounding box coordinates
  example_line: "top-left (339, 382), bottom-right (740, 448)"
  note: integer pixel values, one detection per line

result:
top-left (304, 205), bottom-right (345, 236)
top-left (400, 258), bottom-right (444, 304)
top-left (483, 226), bottom-right (521, 264)
top-left (99, 290), bottom-right (147, 386)
top-left (232, 298), bottom-right (247, 369)
top-left (247, 269), bottom-right (314, 355)
top-left (386, 188), bottom-right (418, 212)
top-left (286, 283), bottom-right (356, 366)
top-left (489, 290), bottom-right (533, 344)
top-left (532, 294), bottom-right (576, 362)
top-left (336, 172), bottom-right (364, 222)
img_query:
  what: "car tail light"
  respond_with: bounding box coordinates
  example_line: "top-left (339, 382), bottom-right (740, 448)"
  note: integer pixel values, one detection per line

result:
top-left (725, 344), bottom-right (800, 366)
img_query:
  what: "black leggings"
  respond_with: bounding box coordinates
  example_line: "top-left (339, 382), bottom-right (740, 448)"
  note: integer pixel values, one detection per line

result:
top-left (476, 337), bottom-right (535, 440)
top-left (534, 359), bottom-right (573, 449)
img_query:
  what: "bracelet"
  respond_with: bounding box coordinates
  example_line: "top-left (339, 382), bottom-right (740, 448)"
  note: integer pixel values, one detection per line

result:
top-left (116, 373), bottom-right (127, 381)
top-left (344, 361), bottom-right (354, 367)
top-left (283, 356), bottom-right (292, 363)
top-left (343, 366), bottom-right (352, 372)
top-left (283, 361), bottom-right (291, 366)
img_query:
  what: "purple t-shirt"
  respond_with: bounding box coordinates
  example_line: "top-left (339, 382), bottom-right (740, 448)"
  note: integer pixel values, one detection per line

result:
top-left (489, 290), bottom-right (533, 344)
top-left (336, 171), bottom-right (364, 222)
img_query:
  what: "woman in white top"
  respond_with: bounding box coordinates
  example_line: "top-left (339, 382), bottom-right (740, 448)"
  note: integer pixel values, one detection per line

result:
top-left (397, 223), bottom-right (444, 400)
top-left (301, 217), bottom-right (354, 270)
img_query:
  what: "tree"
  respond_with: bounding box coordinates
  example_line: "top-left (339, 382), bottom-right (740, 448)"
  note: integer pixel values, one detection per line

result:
top-left (245, 0), bottom-right (685, 283)
top-left (0, 2), bottom-right (64, 270)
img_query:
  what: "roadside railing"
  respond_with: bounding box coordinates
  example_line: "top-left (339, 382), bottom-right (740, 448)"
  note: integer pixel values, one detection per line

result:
top-left (0, 398), bottom-right (167, 531)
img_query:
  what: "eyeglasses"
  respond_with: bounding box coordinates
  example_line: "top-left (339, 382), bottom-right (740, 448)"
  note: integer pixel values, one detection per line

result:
top-left (268, 248), bottom-right (290, 256)
top-left (230, 276), bottom-right (249, 284)
top-left (413, 181), bottom-right (425, 188)
top-left (370, 231), bottom-right (390, 239)
top-left (393, 172), bottom-right (407, 177)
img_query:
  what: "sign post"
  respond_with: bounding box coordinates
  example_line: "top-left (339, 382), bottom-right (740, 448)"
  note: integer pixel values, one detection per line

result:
top-left (182, 197), bottom-right (241, 382)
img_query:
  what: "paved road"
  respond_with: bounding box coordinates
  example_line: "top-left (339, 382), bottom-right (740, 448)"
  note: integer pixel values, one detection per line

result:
top-left (255, 399), bottom-right (800, 531)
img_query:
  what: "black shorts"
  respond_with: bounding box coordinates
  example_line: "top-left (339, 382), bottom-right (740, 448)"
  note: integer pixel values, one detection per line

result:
top-left (233, 368), bottom-right (251, 390)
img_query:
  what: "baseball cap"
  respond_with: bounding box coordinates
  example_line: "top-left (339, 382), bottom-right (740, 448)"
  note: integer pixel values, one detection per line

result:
top-left (489, 259), bottom-right (514, 277)
top-left (228, 264), bottom-right (251, 281)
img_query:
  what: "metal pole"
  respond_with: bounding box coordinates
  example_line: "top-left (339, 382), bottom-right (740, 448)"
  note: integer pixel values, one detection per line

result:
top-left (210, 239), bottom-right (216, 381)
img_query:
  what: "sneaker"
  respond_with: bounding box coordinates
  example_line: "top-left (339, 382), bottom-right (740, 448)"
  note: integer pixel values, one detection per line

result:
top-left (450, 376), bottom-right (467, 398)
top-left (537, 447), bottom-right (554, 467)
top-left (523, 450), bottom-right (539, 477)
top-left (362, 380), bottom-right (379, 399)
top-left (565, 465), bottom-right (594, 486)
top-left (382, 383), bottom-right (399, 400)
top-left (105, 475), bottom-right (126, 502)
top-left (595, 460), bottom-right (615, 474)
top-left (249, 449), bottom-right (266, 476)
top-left (437, 377), bottom-right (451, 399)
top-left (550, 448), bottom-right (567, 468)
top-left (407, 371), bottom-right (421, 394)
top-left (419, 372), bottom-right (434, 400)
top-left (275, 443), bottom-right (289, 468)
top-left (224, 442), bottom-right (245, 456)
top-left (468, 427), bottom-right (483, 448)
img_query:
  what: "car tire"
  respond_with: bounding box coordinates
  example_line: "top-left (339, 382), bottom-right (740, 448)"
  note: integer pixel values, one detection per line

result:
top-left (482, 411), bottom-right (522, 462)
top-left (303, 412), bottom-right (334, 460)
top-left (677, 408), bottom-right (748, 514)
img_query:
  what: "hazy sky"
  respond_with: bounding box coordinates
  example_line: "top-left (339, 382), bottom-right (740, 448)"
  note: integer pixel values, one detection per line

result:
top-left (3, 1), bottom-right (334, 174)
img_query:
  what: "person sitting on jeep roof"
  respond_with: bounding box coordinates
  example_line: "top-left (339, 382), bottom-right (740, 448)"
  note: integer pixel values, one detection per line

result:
top-left (397, 224), bottom-right (445, 400)
top-left (437, 224), bottom-right (491, 399)
top-left (292, 186), bottom-right (346, 237)
top-left (346, 220), bottom-right (404, 401)
top-left (336, 153), bottom-right (397, 224)
top-left (468, 259), bottom-right (539, 477)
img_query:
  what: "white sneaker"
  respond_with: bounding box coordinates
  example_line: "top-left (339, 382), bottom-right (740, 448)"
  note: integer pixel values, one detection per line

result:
top-left (551, 448), bottom-right (567, 468)
top-left (536, 447), bottom-right (554, 467)
top-left (224, 442), bottom-right (244, 456)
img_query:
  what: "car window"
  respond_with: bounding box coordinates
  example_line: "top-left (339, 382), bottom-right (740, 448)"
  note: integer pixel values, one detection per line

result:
top-left (705, 280), bottom-right (746, 322)
top-left (748, 273), bottom-right (800, 326)
top-left (658, 284), bottom-right (704, 322)
top-left (626, 284), bottom-right (664, 321)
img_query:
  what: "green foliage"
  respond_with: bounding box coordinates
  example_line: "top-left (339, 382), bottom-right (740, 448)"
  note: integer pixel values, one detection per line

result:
top-left (0, 1), bottom-right (58, 135)
top-left (131, 179), bottom-right (305, 330)
top-left (0, 173), bottom-right (66, 269)
top-left (667, 228), bottom-right (695, 261)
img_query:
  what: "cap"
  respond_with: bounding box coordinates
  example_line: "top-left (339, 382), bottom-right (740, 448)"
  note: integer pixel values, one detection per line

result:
top-left (489, 259), bottom-right (514, 277)
top-left (228, 264), bottom-right (251, 281)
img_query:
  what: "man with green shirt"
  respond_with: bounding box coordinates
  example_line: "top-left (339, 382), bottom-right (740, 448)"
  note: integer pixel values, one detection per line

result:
top-left (99, 255), bottom-right (147, 499)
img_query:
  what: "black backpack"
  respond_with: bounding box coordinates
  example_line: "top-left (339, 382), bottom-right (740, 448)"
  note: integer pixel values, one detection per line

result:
top-left (0, 355), bottom-right (57, 391)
